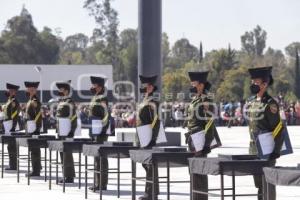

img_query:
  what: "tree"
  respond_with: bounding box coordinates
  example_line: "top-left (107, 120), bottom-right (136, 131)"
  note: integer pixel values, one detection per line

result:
top-left (285, 42), bottom-right (300, 58)
top-left (203, 48), bottom-right (237, 91)
top-left (59, 33), bottom-right (89, 64)
top-left (0, 7), bottom-right (59, 64)
top-left (162, 69), bottom-right (190, 101)
top-left (119, 28), bottom-right (138, 83)
top-left (84, 0), bottom-right (120, 80)
top-left (295, 49), bottom-right (300, 98)
top-left (215, 66), bottom-right (248, 101)
top-left (162, 32), bottom-right (170, 68)
top-left (38, 27), bottom-right (60, 64)
top-left (63, 33), bottom-right (89, 51)
top-left (169, 38), bottom-right (198, 68)
top-left (199, 42), bottom-right (203, 63)
top-left (241, 25), bottom-right (267, 57)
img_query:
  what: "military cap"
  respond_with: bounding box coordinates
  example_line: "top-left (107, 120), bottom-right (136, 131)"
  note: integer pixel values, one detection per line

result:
top-left (188, 71), bottom-right (209, 83)
top-left (6, 83), bottom-right (20, 90)
top-left (90, 76), bottom-right (106, 87)
top-left (24, 81), bottom-right (40, 88)
top-left (139, 75), bottom-right (157, 85)
top-left (248, 66), bottom-right (273, 85)
top-left (56, 80), bottom-right (71, 91)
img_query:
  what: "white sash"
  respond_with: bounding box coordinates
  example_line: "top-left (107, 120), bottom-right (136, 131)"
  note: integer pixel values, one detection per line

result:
top-left (156, 122), bottom-right (167, 144)
top-left (26, 120), bottom-right (36, 134)
top-left (106, 123), bottom-right (112, 135)
top-left (3, 120), bottom-right (12, 135)
top-left (58, 118), bottom-right (71, 136)
top-left (191, 130), bottom-right (206, 152)
top-left (137, 124), bottom-right (152, 148)
top-left (92, 119), bottom-right (103, 135)
top-left (257, 132), bottom-right (287, 156)
top-left (74, 115), bottom-right (81, 136)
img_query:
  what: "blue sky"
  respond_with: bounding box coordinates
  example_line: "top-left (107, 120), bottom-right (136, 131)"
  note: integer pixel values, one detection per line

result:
top-left (0, 0), bottom-right (300, 52)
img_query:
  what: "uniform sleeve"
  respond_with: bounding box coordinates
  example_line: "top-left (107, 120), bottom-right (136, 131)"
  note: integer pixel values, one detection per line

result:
top-left (265, 101), bottom-right (284, 155)
top-left (11, 99), bottom-right (20, 131)
top-left (204, 98), bottom-right (215, 148)
top-left (138, 101), bottom-right (160, 147)
top-left (68, 100), bottom-right (77, 137)
top-left (5, 101), bottom-right (12, 120)
top-left (35, 100), bottom-right (42, 133)
top-left (92, 99), bottom-right (109, 125)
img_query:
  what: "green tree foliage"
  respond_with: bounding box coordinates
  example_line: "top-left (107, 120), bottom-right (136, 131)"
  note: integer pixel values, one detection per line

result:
top-left (199, 42), bottom-right (203, 63)
top-left (119, 28), bottom-right (138, 83)
top-left (162, 68), bottom-right (190, 101)
top-left (0, 7), bottom-right (59, 64)
top-left (285, 42), bottom-right (300, 58)
top-left (84, 0), bottom-right (119, 62)
top-left (0, 6), bottom-right (298, 103)
top-left (215, 66), bottom-right (248, 101)
top-left (59, 33), bottom-right (89, 64)
top-left (162, 32), bottom-right (170, 68)
top-left (241, 25), bottom-right (267, 57)
top-left (168, 38), bottom-right (198, 69)
top-left (295, 49), bottom-right (300, 98)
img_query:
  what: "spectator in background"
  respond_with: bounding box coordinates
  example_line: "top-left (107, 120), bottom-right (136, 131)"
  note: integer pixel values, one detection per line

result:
top-left (79, 106), bottom-right (89, 125)
top-left (287, 102), bottom-right (296, 125)
top-left (295, 101), bottom-right (300, 124)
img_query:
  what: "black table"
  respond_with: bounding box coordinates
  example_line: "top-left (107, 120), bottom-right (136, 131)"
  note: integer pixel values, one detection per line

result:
top-left (82, 142), bottom-right (139, 200)
top-left (189, 156), bottom-right (272, 200)
top-left (16, 135), bottom-right (56, 185)
top-left (130, 148), bottom-right (194, 200)
top-left (0, 133), bottom-right (31, 178)
top-left (263, 166), bottom-right (300, 200)
top-left (47, 138), bottom-right (93, 192)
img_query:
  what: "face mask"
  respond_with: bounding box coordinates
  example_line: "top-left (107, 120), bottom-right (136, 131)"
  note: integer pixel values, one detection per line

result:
top-left (250, 84), bottom-right (260, 94)
top-left (58, 91), bottom-right (64, 96)
top-left (90, 87), bottom-right (96, 95)
top-left (189, 86), bottom-right (198, 94)
top-left (139, 87), bottom-right (147, 93)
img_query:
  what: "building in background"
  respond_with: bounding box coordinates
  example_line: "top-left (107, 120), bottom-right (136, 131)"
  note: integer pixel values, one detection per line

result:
top-left (0, 65), bottom-right (113, 103)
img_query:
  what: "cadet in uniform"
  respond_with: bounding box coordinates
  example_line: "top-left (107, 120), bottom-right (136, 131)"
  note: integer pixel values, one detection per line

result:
top-left (56, 80), bottom-right (77, 183)
top-left (3, 83), bottom-right (20, 170)
top-left (184, 71), bottom-right (216, 200)
top-left (24, 81), bottom-right (42, 176)
top-left (137, 75), bottom-right (160, 200)
top-left (88, 76), bottom-right (110, 191)
top-left (246, 66), bottom-right (284, 200)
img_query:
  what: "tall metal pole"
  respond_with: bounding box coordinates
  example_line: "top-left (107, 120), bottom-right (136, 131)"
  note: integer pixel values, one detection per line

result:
top-left (138, 0), bottom-right (162, 99)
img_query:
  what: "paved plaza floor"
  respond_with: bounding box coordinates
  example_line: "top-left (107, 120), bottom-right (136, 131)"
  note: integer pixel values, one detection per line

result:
top-left (0, 126), bottom-right (299, 200)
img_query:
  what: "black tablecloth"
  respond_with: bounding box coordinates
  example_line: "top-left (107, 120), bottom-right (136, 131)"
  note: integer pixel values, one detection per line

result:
top-left (189, 157), bottom-right (271, 176)
top-left (152, 146), bottom-right (187, 152)
top-left (17, 136), bottom-right (56, 148)
top-left (83, 144), bottom-right (139, 158)
top-left (0, 135), bottom-right (31, 143)
top-left (103, 141), bottom-right (133, 146)
top-left (130, 149), bottom-right (194, 167)
top-left (263, 167), bottom-right (300, 186)
top-left (218, 154), bottom-right (258, 160)
top-left (48, 140), bottom-right (94, 153)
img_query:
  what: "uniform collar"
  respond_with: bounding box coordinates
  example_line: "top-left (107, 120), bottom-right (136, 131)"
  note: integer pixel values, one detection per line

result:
top-left (256, 92), bottom-right (269, 102)
top-left (60, 96), bottom-right (71, 101)
top-left (192, 93), bottom-right (206, 101)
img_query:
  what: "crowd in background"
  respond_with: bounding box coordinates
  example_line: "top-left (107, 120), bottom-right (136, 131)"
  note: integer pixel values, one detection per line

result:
top-left (1, 95), bottom-right (300, 131)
